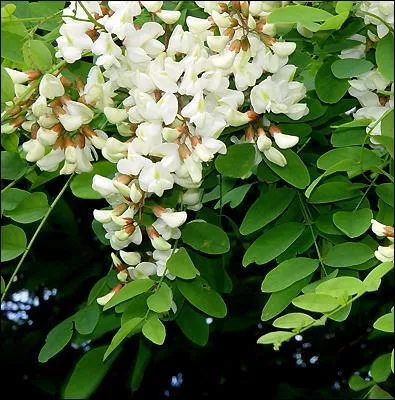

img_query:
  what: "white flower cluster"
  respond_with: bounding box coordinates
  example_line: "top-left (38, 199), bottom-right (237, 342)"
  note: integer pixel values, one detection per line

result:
top-left (2, 1), bottom-right (309, 305)
top-left (340, 4), bottom-right (394, 146)
top-left (357, 1), bottom-right (394, 39)
top-left (371, 219), bottom-right (394, 263)
top-left (2, 70), bottom-right (108, 174)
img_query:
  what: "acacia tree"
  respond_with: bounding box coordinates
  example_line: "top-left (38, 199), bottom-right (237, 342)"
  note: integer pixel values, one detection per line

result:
top-left (1, 1), bottom-right (394, 398)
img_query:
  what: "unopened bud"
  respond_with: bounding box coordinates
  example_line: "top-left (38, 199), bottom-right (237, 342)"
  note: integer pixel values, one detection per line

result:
top-left (75, 77), bottom-right (85, 94)
top-left (111, 253), bottom-right (125, 272)
top-left (178, 143), bottom-right (192, 160)
top-left (256, 17), bottom-right (267, 33)
top-left (269, 125), bottom-right (281, 137)
top-left (240, 1), bottom-right (249, 17)
top-left (245, 125), bottom-right (255, 141)
top-left (247, 110), bottom-right (259, 121)
top-left (75, 134), bottom-right (85, 149)
top-left (52, 106), bottom-right (66, 117)
top-left (53, 135), bottom-right (64, 150)
top-left (31, 123), bottom-right (40, 139)
top-left (241, 36), bottom-right (250, 51)
top-left (116, 174), bottom-right (133, 186)
top-left (224, 27), bottom-right (235, 39)
top-left (379, 96), bottom-right (388, 106)
top-left (230, 39), bottom-right (241, 53)
top-left (218, 2), bottom-right (228, 12)
top-left (231, 1), bottom-right (241, 10)
top-left (86, 29), bottom-right (99, 40)
top-left (26, 70), bottom-right (41, 81)
top-left (229, 17), bottom-right (238, 27)
top-left (60, 76), bottom-right (72, 88)
top-left (260, 33), bottom-right (276, 46)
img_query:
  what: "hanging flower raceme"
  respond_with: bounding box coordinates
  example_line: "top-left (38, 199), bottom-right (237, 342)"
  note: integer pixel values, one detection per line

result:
top-left (371, 219), bottom-right (394, 263)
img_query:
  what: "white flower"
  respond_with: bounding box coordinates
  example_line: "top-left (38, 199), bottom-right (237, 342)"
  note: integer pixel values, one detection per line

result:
top-left (156, 9), bottom-right (181, 24)
top-left (153, 206), bottom-right (187, 228)
top-left (250, 65), bottom-right (308, 120)
top-left (181, 189), bottom-right (203, 211)
top-left (147, 225), bottom-right (172, 250)
top-left (139, 162), bottom-right (174, 197)
top-left (141, 1), bottom-right (163, 12)
top-left (104, 107), bottom-right (128, 124)
top-left (97, 291), bottom-right (116, 306)
top-left (102, 138), bottom-right (128, 163)
top-left (375, 244), bottom-right (394, 263)
top-left (105, 2), bottom-right (142, 40)
top-left (92, 175), bottom-right (118, 197)
top-left (120, 250), bottom-right (141, 266)
top-left (357, 1), bottom-right (394, 38)
top-left (127, 262), bottom-right (157, 280)
top-left (22, 139), bottom-right (46, 162)
top-left (39, 74), bottom-right (65, 99)
top-left (37, 148), bottom-right (65, 172)
top-left (271, 42), bottom-right (296, 57)
top-left (4, 68), bottom-right (30, 84)
top-left (269, 126), bottom-right (299, 149)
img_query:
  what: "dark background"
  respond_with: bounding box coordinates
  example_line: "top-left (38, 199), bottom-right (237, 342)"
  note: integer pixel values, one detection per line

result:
top-left (1, 178), bottom-right (394, 399)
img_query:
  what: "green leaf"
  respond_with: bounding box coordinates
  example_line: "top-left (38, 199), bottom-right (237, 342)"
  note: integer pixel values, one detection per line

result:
top-left (381, 109), bottom-right (394, 138)
top-left (367, 384), bottom-right (394, 399)
top-left (92, 219), bottom-right (110, 245)
top-left (316, 60), bottom-right (349, 104)
top-left (177, 277), bottom-right (227, 318)
top-left (120, 293), bottom-right (150, 322)
top-left (243, 222), bottom-right (304, 267)
top-left (1, 151), bottom-right (28, 180)
top-left (1, 132), bottom-right (19, 152)
top-left (87, 277), bottom-right (109, 305)
top-left (22, 39), bottom-right (52, 72)
top-left (328, 303), bottom-right (352, 322)
top-left (332, 119), bottom-right (372, 129)
top-left (74, 303), bottom-right (101, 335)
top-left (376, 33), bottom-right (394, 81)
top-left (130, 339), bottom-right (152, 392)
top-left (335, 1), bottom-right (353, 13)
top-left (257, 331), bottom-right (294, 347)
top-left (64, 346), bottom-right (119, 399)
top-left (323, 242), bottom-right (374, 267)
top-left (166, 247), bottom-right (199, 279)
top-left (1, 31), bottom-right (24, 62)
top-left (182, 221), bottom-right (230, 255)
top-left (331, 128), bottom-right (366, 147)
top-left (316, 276), bottom-right (364, 297)
top-left (4, 192), bottom-right (49, 223)
top-left (240, 187), bottom-right (295, 235)
top-left (302, 270), bottom-right (339, 293)
top-left (104, 317), bottom-right (143, 360)
top-left (292, 293), bottom-right (340, 313)
top-left (142, 314), bottom-right (166, 345)
top-left (147, 283), bottom-right (172, 313)
top-left (267, 5), bottom-right (333, 24)
top-left (317, 147), bottom-right (383, 177)
top-left (71, 161), bottom-right (117, 199)
top-left (1, 66), bottom-right (15, 102)
top-left (261, 274), bottom-right (313, 321)
top-left (319, 12), bottom-right (348, 31)
top-left (374, 135), bottom-right (394, 159)
top-left (349, 375), bottom-right (375, 391)
top-left (176, 303), bottom-right (209, 346)
top-left (215, 143), bottom-right (256, 178)
top-left (272, 313), bottom-right (315, 329)
top-left (305, 159), bottom-right (356, 198)
top-left (103, 279), bottom-right (154, 311)
top-left (214, 184), bottom-right (252, 209)
top-left (363, 262), bottom-right (394, 292)
top-left (262, 150), bottom-right (310, 189)
top-left (331, 58), bottom-right (374, 78)
top-left (376, 183), bottom-right (394, 207)
top-left (333, 208), bottom-right (373, 238)
top-left (370, 353), bottom-right (392, 383)
top-left (309, 181), bottom-right (364, 203)
top-left (1, 188), bottom-right (29, 212)
top-left (261, 258), bottom-right (319, 292)
top-left (373, 313), bottom-right (394, 333)
top-left (38, 319), bottom-right (73, 363)
top-left (1, 224), bottom-right (27, 262)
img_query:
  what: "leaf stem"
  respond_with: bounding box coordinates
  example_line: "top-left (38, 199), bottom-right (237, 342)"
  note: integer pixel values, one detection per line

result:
top-left (297, 192), bottom-right (327, 276)
top-left (1, 166), bottom-right (35, 194)
top-left (1, 173), bottom-right (74, 301)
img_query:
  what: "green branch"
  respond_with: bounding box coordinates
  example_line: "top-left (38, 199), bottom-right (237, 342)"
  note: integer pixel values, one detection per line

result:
top-left (1, 173), bottom-right (74, 301)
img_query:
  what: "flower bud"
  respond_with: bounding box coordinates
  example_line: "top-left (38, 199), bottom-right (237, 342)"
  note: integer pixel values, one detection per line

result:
top-left (39, 74), bottom-right (65, 99)
top-left (120, 250), bottom-right (141, 266)
top-left (130, 182), bottom-right (143, 203)
top-left (104, 107), bottom-right (128, 124)
top-left (156, 9), bottom-right (181, 24)
top-left (97, 284), bottom-right (123, 306)
top-left (147, 226), bottom-right (172, 250)
top-left (93, 209), bottom-right (113, 223)
top-left (206, 35), bottom-right (230, 52)
top-left (153, 206), bottom-right (188, 228)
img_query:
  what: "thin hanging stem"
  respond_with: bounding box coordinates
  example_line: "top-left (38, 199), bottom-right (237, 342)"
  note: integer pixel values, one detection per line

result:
top-left (1, 174), bottom-right (74, 301)
top-left (298, 192), bottom-right (327, 276)
top-left (1, 166), bottom-right (35, 194)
